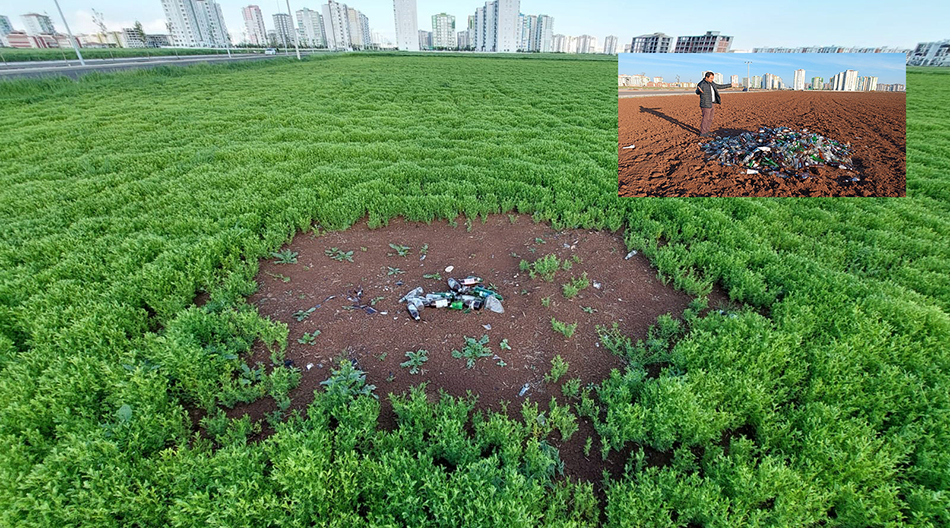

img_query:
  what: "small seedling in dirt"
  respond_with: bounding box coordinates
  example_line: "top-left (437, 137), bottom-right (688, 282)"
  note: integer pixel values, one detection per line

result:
top-left (551, 318), bottom-right (577, 338)
top-left (419, 244), bottom-right (428, 256)
top-left (423, 272), bottom-right (442, 281)
top-left (325, 247), bottom-right (354, 262)
top-left (499, 339), bottom-right (512, 351)
top-left (522, 254), bottom-right (561, 281)
top-left (534, 237), bottom-right (546, 245)
top-left (452, 335), bottom-right (491, 369)
top-left (572, 254), bottom-right (581, 264)
top-left (361, 246), bottom-right (367, 252)
top-left (508, 214), bottom-right (517, 224)
top-left (297, 331), bottom-right (320, 345)
top-left (292, 307), bottom-right (316, 321)
top-left (541, 296), bottom-right (551, 308)
top-left (562, 377), bottom-right (581, 398)
top-left (561, 260), bottom-right (573, 271)
top-left (583, 436), bottom-right (593, 457)
top-left (496, 359), bottom-right (507, 367)
top-left (387, 266), bottom-right (405, 276)
top-left (400, 349), bottom-right (428, 374)
top-left (581, 306), bottom-right (597, 314)
top-left (562, 273), bottom-right (590, 299)
top-left (377, 352), bottom-right (388, 361)
top-left (271, 249), bottom-right (298, 264)
top-left (389, 243), bottom-right (411, 256)
top-left (370, 296), bottom-right (385, 306)
top-left (265, 271), bottom-right (291, 283)
top-left (387, 372), bottom-right (396, 382)
top-left (544, 355), bottom-right (569, 383)
top-left (465, 219), bottom-right (473, 232)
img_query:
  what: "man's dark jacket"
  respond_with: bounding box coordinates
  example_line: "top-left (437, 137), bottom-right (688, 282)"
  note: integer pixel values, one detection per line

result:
top-left (696, 80), bottom-right (732, 108)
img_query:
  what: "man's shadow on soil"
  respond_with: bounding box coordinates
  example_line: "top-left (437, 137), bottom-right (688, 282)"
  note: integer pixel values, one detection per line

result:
top-left (640, 106), bottom-right (700, 135)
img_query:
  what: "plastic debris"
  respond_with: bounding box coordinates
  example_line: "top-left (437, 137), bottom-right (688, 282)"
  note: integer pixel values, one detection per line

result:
top-left (700, 127), bottom-right (857, 178)
top-left (398, 277), bottom-right (504, 321)
top-left (519, 383), bottom-right (530, 397)
top-left (306, 362), bottom-right (314, 371)
top-left (622, 144), bottom-right (635, 150)
top-left (445, 266), bottom-right (454, 273)
top-left (624, 250), bottom-right (638, 260)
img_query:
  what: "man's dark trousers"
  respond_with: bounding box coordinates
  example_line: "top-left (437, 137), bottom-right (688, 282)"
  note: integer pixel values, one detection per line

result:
top-left (700, 107), bottom-right (715, 135)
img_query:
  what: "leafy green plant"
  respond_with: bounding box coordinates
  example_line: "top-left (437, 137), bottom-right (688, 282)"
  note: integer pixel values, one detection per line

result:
top-left (419, 244), bottom-right (428, 255)
top-left (319, 358), bottom-right (377, 403)
top-left (541, 296), bottom-right (551, 307)
top-left (292, 306), bottom-right (316, 321)
top-left (423, 272), bottom-right (442, 280)
top-left (544, 355), bottom-right (569, 383)
top-left (551, 318), bottom-right (577, 338)
top-left (400, 349), bottom-right (429, 374)
top-left (562, 273), bottom-right (590, 299)
top-left (389, 243), bottom-right (411, 256)
top-left (271, 249), bottom-right (298, 264)
top-left (451, 335), bottom-right (491, 368)
top-left (265, 271), bottom-right (291, 283)
top-left (297, 331), bottom-right (320, 345)
top-left (521, 253), bottom-right (561, 281)
top-left (562, 377), bottom-right (581, 398)
top-left (325, 247), bottom-right (354, 262)
top-left (499, 338), bottom-right (511, 350)
top-left (581, 306), bottom-right (596, 314)
top-left (387, 266), bottom-right (404, 276)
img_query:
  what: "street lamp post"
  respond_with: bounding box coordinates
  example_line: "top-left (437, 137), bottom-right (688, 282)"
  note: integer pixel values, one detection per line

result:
top-left (53, 0), bottom-right (85, 66)
top-left (286, 0), bottom-right (302, 60)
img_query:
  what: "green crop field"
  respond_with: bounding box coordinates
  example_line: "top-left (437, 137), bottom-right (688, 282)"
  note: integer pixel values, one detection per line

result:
top-left (0, 55), bottom-right (947, 526)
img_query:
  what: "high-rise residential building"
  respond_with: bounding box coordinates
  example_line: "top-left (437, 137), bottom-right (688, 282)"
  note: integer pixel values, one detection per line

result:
top-left (418, 29), bottom-right (431, 50)
top-left (576, 34), bottom-right (597, 54)
top-left (630, 33), bottom-right (673, 53)
top-left (714, 72), bottom-right (723, 84)
top-left (161, 0), bottom-right (229, 48)
top-left (0, 15), bottom-right (14, 37)
top-left (121, 27), bottom-right (147, 48)
top-left (674, 31), bottom-right (732, 53)
top-left (603, 35), bottom-right (618, 54)
top-left (466, 15), bottom-right (475, 49)
top-left (344, 8), bottom-right (369, 49)
top-left (393, 0), bottom-right (419, 51)
top-left (751, 75), bottom-right (762, 89)
top-left (811, 77), bottom-right (823, 90)
top-left (296, 8), bottom-right (326, 48)
top-left (730, 74), bottom-right (739, 86)
top-left (518, 14), bottom-right (535, 51)
top-left (843, 69), bottom-right (858, 91)
top-left (793, 69), bottom-right (806, 90)
top-left (243, 6), bottom-right (267, 46)
top-left (908, 40), bottom-right (950, 66)
top-left (473, 0), bottom-right (519, 53)
top-left (273, 13), bottom-right (294, 47)
top-left (534, 15), bottom-right (553, 52)
top-left (21, 13), bottom-right (55, 36)
top-left (457, 31), bottom-right (468, 50)
top-left (322, 0), bottom-right (351, 50)
top-left (623, 43), bottom-right (631, 53)
top-left (866, 76), bottom-right (878, 91)
top-left (552, 34), bottom-right (566, 53)
top-left (432, 13), bottom-right (455, 49)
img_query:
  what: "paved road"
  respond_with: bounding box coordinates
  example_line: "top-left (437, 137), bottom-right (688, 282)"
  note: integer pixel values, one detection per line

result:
top-left (0, 53), bottom-right (298, 80)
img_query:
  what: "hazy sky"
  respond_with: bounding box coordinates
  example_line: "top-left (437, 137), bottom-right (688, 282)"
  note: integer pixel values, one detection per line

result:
top-left (619, 53), bottom-right (908, 85)
top-left (3, 1), bottom-right (948, 49)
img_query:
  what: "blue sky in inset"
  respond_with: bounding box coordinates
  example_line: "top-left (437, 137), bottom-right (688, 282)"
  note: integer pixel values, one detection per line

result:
top-left (3, 1), bottom-right (946, 49)
top-left (619, 53), bottom-right (907, 85)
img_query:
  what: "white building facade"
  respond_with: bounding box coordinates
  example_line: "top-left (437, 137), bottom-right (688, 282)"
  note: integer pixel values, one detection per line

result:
top-left (21, 13), bottom-right (55, 36)
top-left (322, 0), bottom-right (352, 50)
top-left (242, 5), bottom-right (267, 46)
top-left (393, 0), bottom-right (419, 51)
top-left (297, 8), bottom-right (326, 48)
top-left (432, 13), bottom-right (455, 49)
top-left (793, 69), bottom-right (806, 90)
top-left (161, 0), bottom-right (229, 48)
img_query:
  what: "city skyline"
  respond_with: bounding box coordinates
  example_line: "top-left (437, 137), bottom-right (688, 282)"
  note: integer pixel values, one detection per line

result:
top-left (2, 0), bottom-right (947, 50)
top-left (619, 53), bottom-right (907, 86)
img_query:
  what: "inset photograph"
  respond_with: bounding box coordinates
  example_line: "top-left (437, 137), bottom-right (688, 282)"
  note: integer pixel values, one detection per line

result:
top-left (618, 54), bottom-right (906, 197)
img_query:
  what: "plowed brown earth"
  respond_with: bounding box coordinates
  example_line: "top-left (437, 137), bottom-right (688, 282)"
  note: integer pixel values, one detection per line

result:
top-left (619, 91), bottom-right (906, 197)
top-left (229, 215), bottom-right (729, 486)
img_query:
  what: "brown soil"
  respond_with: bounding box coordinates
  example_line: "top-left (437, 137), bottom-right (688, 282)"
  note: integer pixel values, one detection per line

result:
top-left (618, 91), bottom-right (906, 197)
top-left (230, 215), bottom-right (728, 487)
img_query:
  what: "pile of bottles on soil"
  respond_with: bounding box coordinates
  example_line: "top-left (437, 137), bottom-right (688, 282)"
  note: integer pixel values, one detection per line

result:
top-left (701, 127), bottom-right (858, 179)
top-left (399, 276), bottom-right (504, 321)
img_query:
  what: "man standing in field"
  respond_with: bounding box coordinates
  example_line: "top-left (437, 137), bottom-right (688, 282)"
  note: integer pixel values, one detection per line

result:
top-left (696, 72), bottom-right (732, 137)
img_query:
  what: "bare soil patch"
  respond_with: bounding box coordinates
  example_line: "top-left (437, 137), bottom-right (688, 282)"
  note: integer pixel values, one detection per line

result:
top-left (232, 215), bottom-right (726, 485)
top-left (618, 91), bottom-right (906, 197)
